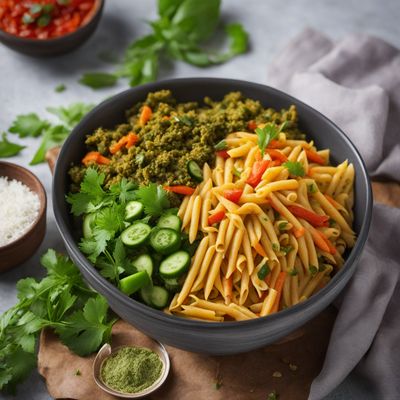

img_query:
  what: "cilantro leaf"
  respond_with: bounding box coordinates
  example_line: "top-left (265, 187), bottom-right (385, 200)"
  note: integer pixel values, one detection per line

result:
top-left (135, 184), bottom-right (170, 217)
top-left (55, 84), bottom-right (66, 93)
top-left (9, 113), bottom-right (49, 138)
top-left (30, 124), bottom-right (69, 165)
top-left (283, 161), bottom-right (305, 177)
top-left (56, 296), bottom-right (114, 356)
top-left (46, 102), bottom-right (94, 130)
top-left (255, 122), bottom-right (288, 157)
top-left (109, 178), bottom-right (138, 204)
top-left (0, 133), bottom-right (25, 158)
top-left (79, 72), bottom-right (118, 89)
top-left (225, 23), bottom-right (248, 56)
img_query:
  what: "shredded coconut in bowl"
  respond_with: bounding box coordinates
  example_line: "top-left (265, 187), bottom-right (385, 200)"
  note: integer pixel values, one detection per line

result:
top-left (0, 177), bottom-right (41, 247)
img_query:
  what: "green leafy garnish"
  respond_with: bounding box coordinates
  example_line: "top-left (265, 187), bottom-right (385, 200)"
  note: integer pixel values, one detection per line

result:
top-left (288, 268), bottom-right (298, 276)
top-left (0, 133), bottom-right (25, 157)
top-left (309, 265), bottom-right (319, 276)
top-left (135, 184), bottom-right (170, 217)
top-left (283, 161), bottom-right (305, 177)
top-left (278, 221), bottom-right (288, 231)
top-left (172, 115), bottom-right (194, 126)
top-left (255, 121), bottom-right (288, 156)
top-left (80, 0), bottom-right (249, 88)
top-left (55, 84), bottom-right (66, 93)
top-left (280, 246), bottom-right (293, 255)
top-left (257, 264), bottom-right (271, 280)
top-left (79, 72), bottom-right (118, 89)
top-left (9, 113), bottom-right (49, 138)
top-left (232, 167), bottom-right (242, 178)
top-left (307, 183), bottom-right (318, 194)
top-left (46, 102), bottom-right (94, 130)
top-left (0, 250), bottom-right (115, 393)
top-left (272, 243), bottom-right (280, 252)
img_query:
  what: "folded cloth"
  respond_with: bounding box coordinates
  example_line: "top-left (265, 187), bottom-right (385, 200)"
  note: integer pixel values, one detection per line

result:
top-left (267, 28), bottom-right (400, 400)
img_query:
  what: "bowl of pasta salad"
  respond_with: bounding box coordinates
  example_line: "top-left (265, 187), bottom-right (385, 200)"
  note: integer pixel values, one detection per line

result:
top-left (53, 78), bottom-right (372, 354)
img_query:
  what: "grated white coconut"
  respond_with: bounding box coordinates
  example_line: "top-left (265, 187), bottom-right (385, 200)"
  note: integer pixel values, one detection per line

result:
top-left (0, 176), bottom-right (41, 247)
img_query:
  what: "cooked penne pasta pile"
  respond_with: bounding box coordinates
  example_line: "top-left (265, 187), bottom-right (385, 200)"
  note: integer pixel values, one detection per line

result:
top-left (168, 127), bottom-right (356, 322)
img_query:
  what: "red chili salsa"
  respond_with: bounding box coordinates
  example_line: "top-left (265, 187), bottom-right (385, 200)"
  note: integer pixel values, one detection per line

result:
top-left (0, 0), bottom-right (96, 39)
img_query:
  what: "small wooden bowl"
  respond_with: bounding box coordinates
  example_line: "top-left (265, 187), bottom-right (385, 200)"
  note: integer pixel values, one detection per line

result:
top-left (0, 162), bottom-right (47, 272)
top-left (0, 0), bottom-right (104, 57)
top-left (93, 343), bottom-right (170, 398)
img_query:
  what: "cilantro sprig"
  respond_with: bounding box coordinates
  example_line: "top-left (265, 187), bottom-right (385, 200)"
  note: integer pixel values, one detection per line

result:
top-left (7, 102), bottom-right (93, 164)
top-left (0, 133), bottom-right (25, 158)
top-left (80, 0), bottom-right (249, 89)
top-left (283, 160), bottom-right (305, 177)
top-left (67, 168), bottom-right (171, 264)
top-left (255, 121), bottom-right (288, 156)
top-left (0, 250), bottom-right (116, 394)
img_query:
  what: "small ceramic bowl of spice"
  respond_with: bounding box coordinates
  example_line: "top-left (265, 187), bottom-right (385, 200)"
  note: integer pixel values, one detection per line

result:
top-left (0, 0), bottom-right (104, 56)
top-left (0, 161), bottom-right (47, 272)
top-left (93, 342), bottom-right (170, 398)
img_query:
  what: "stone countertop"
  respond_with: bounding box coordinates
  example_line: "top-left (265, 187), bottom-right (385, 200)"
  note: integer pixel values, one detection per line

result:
top-left (1, 0), bottom-right (399, 399)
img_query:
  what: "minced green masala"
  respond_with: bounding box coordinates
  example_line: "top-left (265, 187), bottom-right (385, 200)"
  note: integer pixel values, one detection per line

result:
top-left (69, 90), bottom-right (304, 190)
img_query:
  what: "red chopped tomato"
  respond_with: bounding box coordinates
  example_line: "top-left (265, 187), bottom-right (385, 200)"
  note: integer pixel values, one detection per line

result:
top-left (223, 189), bottom-right (243, 204)
top-left (0, 0), bottom-right (96, 39)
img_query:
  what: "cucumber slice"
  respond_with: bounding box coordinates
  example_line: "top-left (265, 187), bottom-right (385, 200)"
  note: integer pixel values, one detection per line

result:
top-left (120, 222), bottom-right (151, 247)
top-left (150, 228), bottom-right (181, 255)
top-left (163, 277), bottom-right (182, 293)
top-left (125, 200), bottom-right (144, 221)
top-left (157, 214), bottom-right (182, 231)
top-left (132, 254), bottom-right (153, 278)
top-left (149, 286), bottom-right (169, 309)
top-left (120, 271), bottom-right (150, 296)
top-left (140, 285), bottom-right (153, 306)
top-left (159, 250), bottom-right (190, 278)
top-left (82, 213), bottom-right (96, 239)
top-left (187, 160), bottom-right (203, 182)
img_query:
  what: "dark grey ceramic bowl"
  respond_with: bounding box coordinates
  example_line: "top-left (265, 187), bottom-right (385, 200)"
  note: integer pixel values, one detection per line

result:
top-left (0, 0), bottom-right (104, 56)
top-left (53, 78), bottom-right (372, 355)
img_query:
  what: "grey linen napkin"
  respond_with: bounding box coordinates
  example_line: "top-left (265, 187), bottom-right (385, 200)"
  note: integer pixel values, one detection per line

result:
top-left (266, 28), bottom-right (400, 400)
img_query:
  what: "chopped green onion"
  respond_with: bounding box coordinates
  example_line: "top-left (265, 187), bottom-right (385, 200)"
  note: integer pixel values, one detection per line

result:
top-left (272, 243), bottom-right (280, 252)
top-left (307, 183), bottom-right (318, 194)
top-left (257, 264), bottom-right (271, 280)
top-left (288, 268), bottom-right (298, 276)
top-left (280, 246), bottom-right (293, 255)
top-left (232, 167), bottom-right (242, 178)
top-left (309, 265), bottom-right (319, 276)
top-left (278, 221), bottom-right (288, 231)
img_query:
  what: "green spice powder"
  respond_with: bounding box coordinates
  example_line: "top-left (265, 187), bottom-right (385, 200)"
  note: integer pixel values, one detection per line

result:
top-left (101, 346), bottom-right (163, 393)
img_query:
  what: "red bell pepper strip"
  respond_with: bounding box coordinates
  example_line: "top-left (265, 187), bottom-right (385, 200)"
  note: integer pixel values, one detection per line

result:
top-left (305, 149), bottom-right (326, 165)
top-left (246, 159), bottom-right (271, 188)
top-left (223, 189), bottom-right (243, 204)
top-left (216, 150), bottom-right (230, 159)
top-left (266, 149), bottom-right (288, 164)
top-left (163, 185), bottom-right (196, 196)
top-left (208, 211), bottom-right (226, 225)
top-left (287, 205), bottom-right (329, 227)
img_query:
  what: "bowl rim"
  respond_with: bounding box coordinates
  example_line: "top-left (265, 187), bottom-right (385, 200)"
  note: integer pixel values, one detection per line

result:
top-left (0, 161), bottom-right (47, 251)
top-left (0, 0), bottom-right (103, 44)
top-left (53, 77), bottom-right (373, 329)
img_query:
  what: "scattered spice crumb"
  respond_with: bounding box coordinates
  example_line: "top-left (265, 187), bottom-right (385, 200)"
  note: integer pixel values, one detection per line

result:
top-left (55, 84), bottom-right (66, 93)
top-left (267, 390), bottom-right (279, 400)
top-left (289, 363), bottom-right (298, 371)
top-left (74, 369), bottom-right (81, 376)
top-left (272, 371), bottom-right (282, 378)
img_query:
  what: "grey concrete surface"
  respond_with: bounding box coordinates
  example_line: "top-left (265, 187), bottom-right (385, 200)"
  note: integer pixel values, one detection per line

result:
top-left (1, 0), bottom-right (399, 398)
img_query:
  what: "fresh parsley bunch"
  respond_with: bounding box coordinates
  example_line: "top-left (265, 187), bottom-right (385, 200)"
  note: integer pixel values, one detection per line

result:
top-left (0, 250), bottom-right (116, 394)
top-left (80, 0), bottom-right (249, 88)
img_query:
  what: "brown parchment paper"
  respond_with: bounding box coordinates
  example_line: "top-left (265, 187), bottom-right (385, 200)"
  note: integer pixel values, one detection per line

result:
top-left (38, 308), bottom-right (336, 400)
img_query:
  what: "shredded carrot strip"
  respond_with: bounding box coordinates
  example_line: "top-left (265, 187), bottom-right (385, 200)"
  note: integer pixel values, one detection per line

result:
top-left (268, 140), bottom-right (284, 149)
top-left (325, 194), bottom-right (341, 209)
top-left (293, 226), bottom-right (305, 238)
top-left (109, 136), bottom-right (128, 154)
top-left (139, 105), bottom-right (152, 126)
top-left (305, 149), bottom-right (326, 165)
top-left (310, 229), bottom-right (331, 253)
top-left (82, 151), bottom-right (110, 166)
top-left (254, 242), bottom-right (267, 258)
top-left (320, 231), bottom-right (337, 254)
top-left (271, 272), bottom-right (287, 313)
top-left (125, 132), bottom-right (140, 149)
top-left (96, 155), bottom-right (111, 165)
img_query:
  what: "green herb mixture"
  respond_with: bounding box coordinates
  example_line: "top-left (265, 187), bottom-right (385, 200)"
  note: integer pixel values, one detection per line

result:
top-left (101, 346), bottom-right (163, 393)
top-left (69, 90), bottom-right (303, 190)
